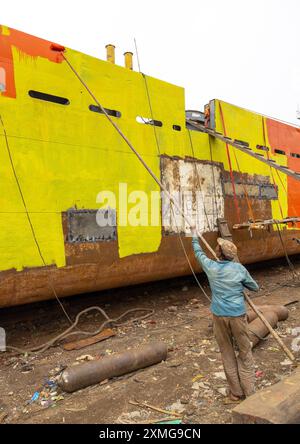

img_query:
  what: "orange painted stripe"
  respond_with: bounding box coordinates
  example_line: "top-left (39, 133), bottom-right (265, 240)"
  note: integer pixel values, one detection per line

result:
top-left (0, 25), bottom-right (63, 98)
top-left (266, 118), bottom-right (300, 221)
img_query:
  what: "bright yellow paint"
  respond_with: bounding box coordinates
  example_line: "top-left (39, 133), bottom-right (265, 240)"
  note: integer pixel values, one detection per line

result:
top-left (1, 26), bottom-right (10, 36)
top-left (0, 41), bottom-right (185, 271)
top-left (0, 28), bottom-right (289, 275)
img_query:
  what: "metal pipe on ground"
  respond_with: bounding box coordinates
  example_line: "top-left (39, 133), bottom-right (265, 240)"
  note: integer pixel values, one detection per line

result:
top-left (247, 305), bottom-right (289, 323)
top-left (58, 342), bottom-right (167, 393)
top-left (248, 311), bottom-right (279, 348)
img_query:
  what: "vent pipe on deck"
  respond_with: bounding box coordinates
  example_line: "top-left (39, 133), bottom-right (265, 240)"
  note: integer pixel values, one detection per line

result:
top-left (124, 52), bottom-right (133, 70)
top-left (106, 44), bottom-right (116, 64)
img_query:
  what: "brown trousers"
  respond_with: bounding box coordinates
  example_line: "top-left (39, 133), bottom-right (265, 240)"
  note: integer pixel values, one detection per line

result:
top-left (213, 314), bottom-right (255, 398)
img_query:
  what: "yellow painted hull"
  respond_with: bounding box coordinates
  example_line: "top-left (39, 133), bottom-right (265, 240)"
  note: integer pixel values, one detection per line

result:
top-left (1, 25), bottom-right (300, 307)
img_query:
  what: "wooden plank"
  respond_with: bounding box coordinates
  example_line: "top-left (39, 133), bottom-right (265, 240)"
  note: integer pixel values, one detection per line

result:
top-left (232, 368), bottom-right (300, 424)
top-left (63, 328), bottom-right (115, 351)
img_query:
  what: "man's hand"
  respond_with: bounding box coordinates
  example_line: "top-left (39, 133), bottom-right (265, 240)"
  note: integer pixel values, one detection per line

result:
top-left (190, 224), bottom-right (197, 237)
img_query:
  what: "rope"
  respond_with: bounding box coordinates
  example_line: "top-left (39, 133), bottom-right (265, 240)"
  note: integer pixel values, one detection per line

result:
top-left (231, 148), bottom-right (256, 222)
top-left (262, 117), bottom-right (300, 225)
top-left (261, 117), bottom-right (296, 276)
top-left (208, 135), bottom-right (219, 222)
top-left (6, 307), bottom-right (154, 355)
top-left (218, 104), bottom-right (255, 222)
top-left (262, 116), bottom-right (285, 220)
top-left (142, 74), bottom-right (161, 155)
top-left (141, 95), bottom-right (212, 300)
top-left (0, 115), bottom-right (73, 325)
top-left (218, 103), bottom-right (241, 223)
top-left (134, 38), bottom-right (142, 74)
top-left (170, 204), bottom-right (211, 303)
top-left (188, 130), bottom-right (213, 231)
top-left (274, 221), bottom-right (297, 277)
top-left (132, 42), bottom-right (213, 302)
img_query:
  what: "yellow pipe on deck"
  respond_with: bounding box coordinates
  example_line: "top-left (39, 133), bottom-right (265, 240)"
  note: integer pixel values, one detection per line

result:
top-left (124, 52), bottom-right (133, 70)
top-left (105, 44), bottom-right (115, 64)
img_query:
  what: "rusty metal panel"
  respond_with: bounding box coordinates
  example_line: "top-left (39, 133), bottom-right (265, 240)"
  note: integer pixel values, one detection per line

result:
top-left (161, 157), bottom-right (224, 234)
top-left (260, 185), bottom-right (278, 200)
top-left (67, 209), bottom-right (116, 243)
top-left (223, 173), bottom-right (277, 200)
top-left (224, 182), bottom-right (260, 198)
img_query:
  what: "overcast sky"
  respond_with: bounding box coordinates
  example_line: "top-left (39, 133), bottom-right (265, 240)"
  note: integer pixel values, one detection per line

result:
top-left (2, 0), bottom-right (300, 124)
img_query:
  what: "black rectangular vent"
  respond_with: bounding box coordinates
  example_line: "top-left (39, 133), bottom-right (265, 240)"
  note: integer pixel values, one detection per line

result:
top-left (29, 90), bottom-right (70, 105)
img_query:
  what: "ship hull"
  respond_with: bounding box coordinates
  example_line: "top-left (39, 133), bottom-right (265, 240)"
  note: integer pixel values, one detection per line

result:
top-left (1, 25), bottom-right (300, 307)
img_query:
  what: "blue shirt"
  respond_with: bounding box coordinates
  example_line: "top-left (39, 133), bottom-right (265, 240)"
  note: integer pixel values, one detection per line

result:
top-left (192, 237), bottom-right (259, 317)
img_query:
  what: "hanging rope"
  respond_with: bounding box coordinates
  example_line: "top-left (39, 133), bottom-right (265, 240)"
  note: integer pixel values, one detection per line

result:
top-left (188, 130), bottom-right (213, 232)
top-left (261, 117), bottom-right (297, 276)
top-left (0, 115), bottom-right (73, 325)
top-left (140, 73), bottom-right (212, 302)
top-left (262, 116), bottom-right (300, 219)
top-left (208, 135), bottom-right (219, 222)
top-left (142, 73), bottom-right (161, 155)
top-left (231, 148), bottom-right (256, 222)
top-left (170, 204), bottom-right (211, 303)
top-left (218, 104), bottom-right (255, 222)
top-left (262, 116), bottom-right (285, 220)
top-left (274, 221), bottom-right (297, 277)
top-left (130, 39), bottom-right (213, 302)
top-left (218, 102), bottom-right (241, 223)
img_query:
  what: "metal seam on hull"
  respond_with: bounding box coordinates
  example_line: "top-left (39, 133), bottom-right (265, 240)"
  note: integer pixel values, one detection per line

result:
top-left (0, 114), bottom-right (73, 324)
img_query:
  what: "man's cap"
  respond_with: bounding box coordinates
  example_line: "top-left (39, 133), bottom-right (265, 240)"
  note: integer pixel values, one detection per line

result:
top-left (217, 238), bottom-right (238, 260)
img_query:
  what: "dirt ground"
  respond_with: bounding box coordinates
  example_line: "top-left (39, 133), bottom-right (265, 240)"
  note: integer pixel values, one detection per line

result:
top-left (0, 256), bottom-right (300, 424)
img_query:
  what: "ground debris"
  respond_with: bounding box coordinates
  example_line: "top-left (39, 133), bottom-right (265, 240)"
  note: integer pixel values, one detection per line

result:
top-left (217, 388), bottom-right (227, 397)
top-left (167, 306), bottom-right (178, 313)
top-left (192, 374), bottom-right (204, 383)
top-left (1, 261), bottom-right (300, 424)
top-left (75, 355), bottom-right (95, 362)
top-left (214, 371), bottom-right (227, 381)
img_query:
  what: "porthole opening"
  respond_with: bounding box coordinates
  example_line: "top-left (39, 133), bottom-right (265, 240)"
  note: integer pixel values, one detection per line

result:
top-left (274, 149), bottom-right (286, 156)
top-left (173, 125), bottom-right (181, 131)
top-left (136, 116), bottom-right (163, 127)
top-left (29, 90), bottom-right (70, 105)
top-left (89, 105), bottom-right (121, 117)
